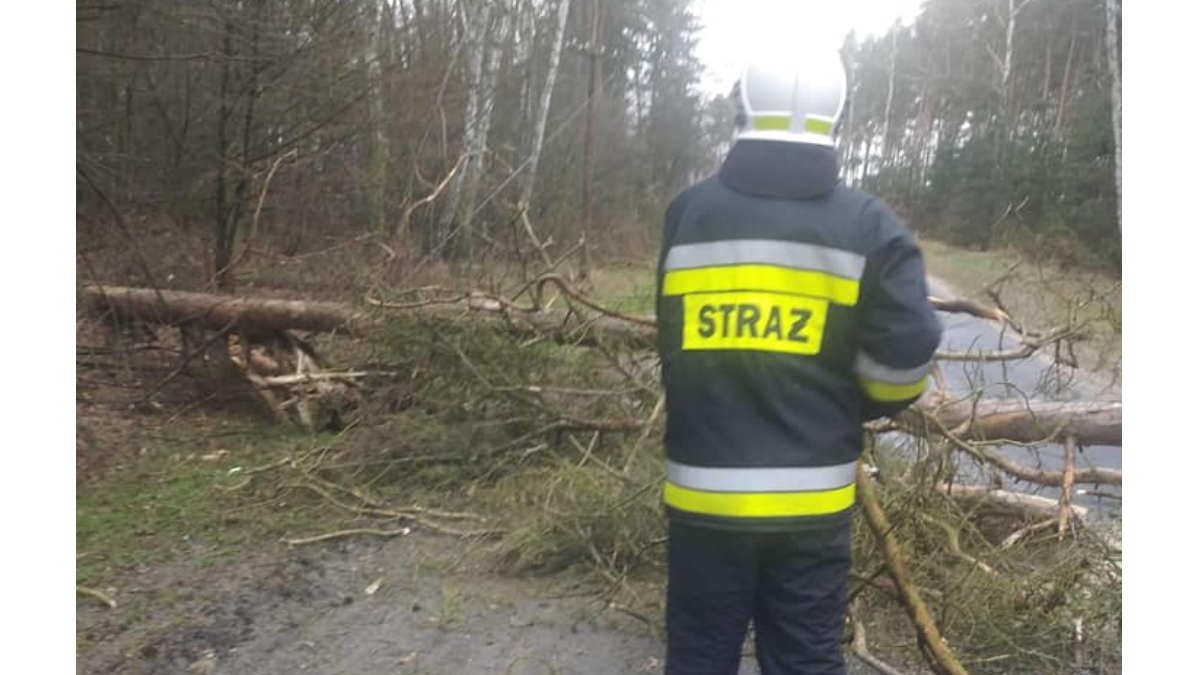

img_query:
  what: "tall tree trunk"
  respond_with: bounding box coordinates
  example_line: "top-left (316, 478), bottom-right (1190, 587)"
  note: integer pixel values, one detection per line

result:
top-left (864, 132), bottom-right (873, 183)
top-left (579, 0), bottom-right (602, 281)
top-left (411, 0), bottom-right (426, 60)
top-left (1041, 38), bottom-right (1053, 103)
top-left (458, 2), bottom-right (507, 243)
top-left (224, 0), bottom-right (264, 290)
top-left (1002, 0), bottom-right (1015, 111)
top-left (881, 24), bottom-right (897, 169)
top-left (435, 1), bottom-right (493, 255)
top-left (1105, 0), bottom-right (1121, 233)
top-left (518, 0), bottom-right (571, 209)
top-left (839, 37), bottom-right (856, 185)
top-left (1054, 23), bottom-right (1077, 137)
top-left (366, 0), bottom-right (391, 235)
top-left (996, 0), bottom-right (1034, 125)
top-left (214, 14), bottom-right (237, 289)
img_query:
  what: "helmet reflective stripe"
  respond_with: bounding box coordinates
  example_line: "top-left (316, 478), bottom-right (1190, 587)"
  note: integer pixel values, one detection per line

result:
top-left (751, 115), bottom-right (836, 135)
top-left (735, 48), bottom-right (847, 147)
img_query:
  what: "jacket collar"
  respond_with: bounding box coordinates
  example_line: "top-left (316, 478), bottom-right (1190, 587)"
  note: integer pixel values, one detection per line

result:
top-left (718, 140), bottom-right (841, 200)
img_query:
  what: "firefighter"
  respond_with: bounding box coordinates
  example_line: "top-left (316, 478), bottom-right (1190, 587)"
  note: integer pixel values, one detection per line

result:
top-left (655, 45), bottom-right (943, 675)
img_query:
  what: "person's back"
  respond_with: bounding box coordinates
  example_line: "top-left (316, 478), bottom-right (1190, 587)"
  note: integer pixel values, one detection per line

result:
top-left (655, 48), bottom-right (942, 675)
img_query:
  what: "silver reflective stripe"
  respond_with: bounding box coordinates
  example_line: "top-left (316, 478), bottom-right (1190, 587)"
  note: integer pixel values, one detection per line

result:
top-left (667, 460), bottom-right (858, 493)
top-left (663, 240), bottom-right (865, 280)
top-left (855, 352), bottom-right (932, 385)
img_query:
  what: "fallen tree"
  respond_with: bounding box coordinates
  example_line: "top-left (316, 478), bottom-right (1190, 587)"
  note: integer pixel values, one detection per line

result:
top-left (82, 283), bottom-right (656, 349)
top-left (82, 285), bottom-right (369, 336)
top-left (83, 284), bottom-right (1120, 447)
top-left (912, 395), bottom-right (1122, 447)
top-left (80, 279), bottom-right (1122, 675)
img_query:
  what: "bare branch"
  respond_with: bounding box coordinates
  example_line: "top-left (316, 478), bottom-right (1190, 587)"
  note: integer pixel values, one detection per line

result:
top-left (284, 526), bottom-right (413, 546)
top-left (76, 585), bottom-right (117, 609)
top-left (849, 603), bottom-right (917, 675)
top-left (76, 47), bottom-right (214, 62)
top-left (940, 483), bottom-right (1088, 522)
top-left (930, 296), bottom-right (1010, 323)
top-left (217, 149), bottom-right (298, 279)
top-left (857, 464), bottom-right (972, 675)
top-left (392, 151), bottom-right (479, 253)
top-left (1058, 435), bottom-right (1078, 538)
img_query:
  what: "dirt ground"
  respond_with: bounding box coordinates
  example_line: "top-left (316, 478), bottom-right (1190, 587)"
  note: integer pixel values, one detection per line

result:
top-left (78, 530), bottom-right (662, 675)
top-left (75, 319), bottom-right (879, 675)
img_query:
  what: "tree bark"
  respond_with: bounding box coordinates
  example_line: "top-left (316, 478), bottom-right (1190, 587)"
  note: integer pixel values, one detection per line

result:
top-left (1105, 0), bottom-right (1122, 233)
top-left (518, 0), bottom-right (571, 209)
top-left (917, 396), bottom-right (1121, 446)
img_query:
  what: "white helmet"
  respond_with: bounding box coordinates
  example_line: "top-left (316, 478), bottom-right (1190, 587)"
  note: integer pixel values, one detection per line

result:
top-left (733, 46), bottom-right (848, 147)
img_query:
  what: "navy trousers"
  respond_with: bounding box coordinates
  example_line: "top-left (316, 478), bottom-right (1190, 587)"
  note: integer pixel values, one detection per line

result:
top-left (665, 520), bottom-right (851, 675)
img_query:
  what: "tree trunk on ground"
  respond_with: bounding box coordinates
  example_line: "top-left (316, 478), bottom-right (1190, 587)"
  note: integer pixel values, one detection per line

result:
top-left (84, 285), bottom-right (1123, 450)
top-left (916, 395), bottom-right (1121, 446)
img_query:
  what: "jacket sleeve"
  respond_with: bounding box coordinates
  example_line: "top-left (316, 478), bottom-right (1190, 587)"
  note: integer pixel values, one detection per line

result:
top-left (656, 188), bottom-right (693, 360)
top-left (855, 200), bottom-right (943, 420)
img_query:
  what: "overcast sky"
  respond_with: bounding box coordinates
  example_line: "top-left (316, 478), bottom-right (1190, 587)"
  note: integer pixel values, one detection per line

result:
top-left (693, 0), bottom-right (925, 95)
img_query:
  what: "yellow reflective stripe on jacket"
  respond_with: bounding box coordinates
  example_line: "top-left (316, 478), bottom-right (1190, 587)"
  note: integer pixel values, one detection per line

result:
top-left (858, 375), bottom-right (929, 402)
top-left (663, 483), bottom-right (856, 518)
top-left (662, 264), bottom-right (860, 306)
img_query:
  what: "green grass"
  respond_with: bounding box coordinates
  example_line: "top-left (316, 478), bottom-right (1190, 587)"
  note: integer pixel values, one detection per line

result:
top-left (76, 423), bottom-right (341, 587)
top-left (585, 261), bottom-right (657, 314)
